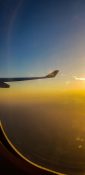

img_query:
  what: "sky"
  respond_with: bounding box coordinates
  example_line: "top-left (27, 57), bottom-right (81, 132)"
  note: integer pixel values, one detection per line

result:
top-left (0, 0), bottom-right (85, 99)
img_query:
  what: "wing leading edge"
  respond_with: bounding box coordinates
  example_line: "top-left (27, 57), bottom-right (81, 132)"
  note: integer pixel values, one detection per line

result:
top-left (0, 70), bottom-right (59, 88)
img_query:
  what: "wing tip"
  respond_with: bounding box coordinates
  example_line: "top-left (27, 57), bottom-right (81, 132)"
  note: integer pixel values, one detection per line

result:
top-left (45, 70), bottom-right (59, 78)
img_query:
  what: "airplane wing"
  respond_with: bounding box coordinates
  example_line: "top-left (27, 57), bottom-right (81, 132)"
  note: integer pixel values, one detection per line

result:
top-left (0, 70), bottom-right (59, 88)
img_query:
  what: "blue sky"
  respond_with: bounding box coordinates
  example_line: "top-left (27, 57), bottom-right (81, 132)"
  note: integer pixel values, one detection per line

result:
top-left (0, 0), bottom-right (85, 81)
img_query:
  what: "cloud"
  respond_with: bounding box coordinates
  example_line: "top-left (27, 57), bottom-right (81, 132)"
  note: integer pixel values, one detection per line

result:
top-left (73, 76), bottom-right (85, 81)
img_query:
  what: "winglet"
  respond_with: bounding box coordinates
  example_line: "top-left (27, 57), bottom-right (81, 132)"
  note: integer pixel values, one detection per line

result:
top-left (45, 70), bottom-right (59, 78)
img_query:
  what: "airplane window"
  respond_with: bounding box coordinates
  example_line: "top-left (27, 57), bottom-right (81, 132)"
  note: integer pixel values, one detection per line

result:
top-left (0, 0), bottom-right (85, 175)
